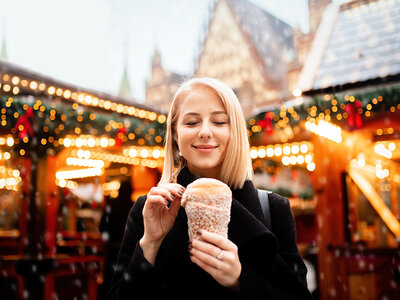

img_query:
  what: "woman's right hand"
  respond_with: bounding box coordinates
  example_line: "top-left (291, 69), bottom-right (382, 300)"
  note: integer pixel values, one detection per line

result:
top-left (140, 183), bottom-right (185, 264)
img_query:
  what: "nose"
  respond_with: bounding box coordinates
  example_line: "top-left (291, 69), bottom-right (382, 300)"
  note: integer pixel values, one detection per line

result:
top-left (198, 121), bottom-right (212, 140)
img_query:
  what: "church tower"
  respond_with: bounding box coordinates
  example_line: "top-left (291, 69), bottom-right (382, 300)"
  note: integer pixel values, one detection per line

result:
top-left (308, 0), bottom-right (332, 33)
top-left (118, 41), bottom-right (133, 99)
top-left (145, 48), bottom-right (185, 113)
top-left (1, 20), bottom-right (8, 61)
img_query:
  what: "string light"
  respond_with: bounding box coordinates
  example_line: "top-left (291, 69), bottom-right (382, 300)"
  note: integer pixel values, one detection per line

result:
top-left (0, 166), bottom-right (22, 190)
top-left (58, 135), bottom-right (116, 148)
top-left (66, 146), bottom-right (164, 169)
top-left (305, 119), bottom-right (342, 143)
top-left (0, 97), bottom-right (163, 155)
top-left (66, 157), bottom-right (105, 168)
top-left (0, 135), bottom-right (15, 147)
top-left (292, 88), bottom-right (302, 97)
top-left (0, 72), bottom-right (165, 121)
top-left (249, 87), bottom-right (400, 144)
top-left (122, 146), bottom-right (165, 159)
top-left (55, 167), bottom-right (103, 180)
top-left (374, 142), bottom-right (393, 159)
top-left (55, 179), bottom-right (78, 189)
top-left (0, 151), bottom-right (12, 160)
top-left (103, 180), bottom-right (121, 198)
top-left (250, 142), bottom-right (315, 170)
top-left (375, 162), bottom-right (389, 179)
top-left (83, 150), bottom-right (162, 168)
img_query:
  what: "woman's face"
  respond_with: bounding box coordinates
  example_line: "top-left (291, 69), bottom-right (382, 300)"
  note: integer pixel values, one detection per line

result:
top-left (175, 85), bottom-right (230, 179)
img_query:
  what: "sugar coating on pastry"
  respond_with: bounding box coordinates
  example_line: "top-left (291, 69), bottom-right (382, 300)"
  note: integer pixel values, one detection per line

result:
top-left (181, 178), bottom-right (232, 240)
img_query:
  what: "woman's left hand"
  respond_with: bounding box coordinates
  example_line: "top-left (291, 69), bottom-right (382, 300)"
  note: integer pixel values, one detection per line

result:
top-left (189, 230), bottom-right (241, 290)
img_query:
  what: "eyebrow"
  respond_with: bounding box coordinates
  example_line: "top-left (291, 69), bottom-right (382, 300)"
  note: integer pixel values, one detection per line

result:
top-left (182, 111), bottom-right (227, 117)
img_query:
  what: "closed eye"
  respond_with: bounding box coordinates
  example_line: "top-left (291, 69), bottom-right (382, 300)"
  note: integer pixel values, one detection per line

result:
top-left (185, 122), bottom-right (198, 126)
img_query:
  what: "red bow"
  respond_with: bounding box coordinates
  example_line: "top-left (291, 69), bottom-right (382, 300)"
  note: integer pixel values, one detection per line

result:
top-left (257, 112), bottom-right (274, 135)
top-left (14, 107), bottom-right (34, 140)
top-left (344, 100), bottom-right (363, 130)
top-left (115, 127), bottom-right (127, 147)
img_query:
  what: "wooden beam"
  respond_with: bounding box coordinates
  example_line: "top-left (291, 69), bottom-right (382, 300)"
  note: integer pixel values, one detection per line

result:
top-left (348, 166), bottom-right (400, 239)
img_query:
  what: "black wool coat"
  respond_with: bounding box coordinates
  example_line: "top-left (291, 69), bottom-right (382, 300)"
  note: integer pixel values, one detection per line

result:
top-left (108, 168), bottom-right (313, 299)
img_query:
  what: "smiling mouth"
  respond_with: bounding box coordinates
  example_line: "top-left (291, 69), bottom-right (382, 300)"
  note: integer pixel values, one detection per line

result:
top-left (192, 145), bottom-right (217, 152)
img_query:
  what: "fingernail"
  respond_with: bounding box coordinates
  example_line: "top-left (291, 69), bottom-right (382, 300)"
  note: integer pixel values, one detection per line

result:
top-left (196, 230), bottom-right (202, 236)
top-left (180, 186), bottom-right (185, 191)
top-left (177, 190), bottom-right (183, 196)
top-left (171, 194), bottom-right (176, 199)
top-left (188, 244), bottom-right (192, 251)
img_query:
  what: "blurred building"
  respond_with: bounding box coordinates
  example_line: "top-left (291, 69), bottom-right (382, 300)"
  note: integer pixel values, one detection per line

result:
top-left (146, 0), bottom-right (332, 116)
top-left (145, 48), bottom-right (186, 113)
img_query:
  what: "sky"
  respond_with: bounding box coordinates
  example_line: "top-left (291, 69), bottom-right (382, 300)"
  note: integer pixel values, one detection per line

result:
top-left (0, 0), bottom-right (310, 103)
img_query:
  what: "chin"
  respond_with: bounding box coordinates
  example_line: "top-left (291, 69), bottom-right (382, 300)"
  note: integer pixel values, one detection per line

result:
top-left (193, 161), bottom-right (223, 172)
top-left (195, 162), bottom-right (217, 169)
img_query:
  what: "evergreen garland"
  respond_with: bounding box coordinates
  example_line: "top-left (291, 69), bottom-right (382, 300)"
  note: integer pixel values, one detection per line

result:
top-left (0, 95), bottom-right (166, 157)
top-left (248, 84), bottom-right (400, 140)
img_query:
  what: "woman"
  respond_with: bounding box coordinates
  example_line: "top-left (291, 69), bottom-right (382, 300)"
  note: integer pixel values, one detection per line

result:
top-left (108, 78), bottom-right (312, 299)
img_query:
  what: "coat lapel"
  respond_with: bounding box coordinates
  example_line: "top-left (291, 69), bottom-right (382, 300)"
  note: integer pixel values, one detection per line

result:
top-left (228, 198), bottom-right (276, 249)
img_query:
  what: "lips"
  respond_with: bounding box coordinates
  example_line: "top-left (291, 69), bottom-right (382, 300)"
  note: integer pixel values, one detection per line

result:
top-left (193, 145), bottom-right (217, 149)
top-left (193, 145), bottom-right (217, 153)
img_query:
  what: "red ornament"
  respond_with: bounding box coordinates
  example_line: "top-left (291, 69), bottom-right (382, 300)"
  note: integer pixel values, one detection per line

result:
top-left (257, 112), bottom-right (274, 135)
top-left (291, 169), bottom-right (299, 180)
top-left (63, 188), bottom-right (71, 198)
top-left (344, 100), bottom-right (363, 130)
top-left (271, 174), bottom-right (278, 184)
top-left (115, 127), bottom-right (127, 147)
top-left (14, 107), bottom-right (34, 140)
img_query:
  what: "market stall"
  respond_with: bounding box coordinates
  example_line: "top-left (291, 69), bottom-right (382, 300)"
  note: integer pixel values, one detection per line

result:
top-left (0, 60), bottom-right (166, 299)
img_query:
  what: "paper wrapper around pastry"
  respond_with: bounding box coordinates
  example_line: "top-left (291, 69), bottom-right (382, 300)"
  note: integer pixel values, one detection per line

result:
top-left (181, 178), bottom-right (232, 240)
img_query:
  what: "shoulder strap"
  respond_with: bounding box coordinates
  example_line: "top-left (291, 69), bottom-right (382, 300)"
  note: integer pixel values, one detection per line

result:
top-left (257, 189), bottom-right (272, 231)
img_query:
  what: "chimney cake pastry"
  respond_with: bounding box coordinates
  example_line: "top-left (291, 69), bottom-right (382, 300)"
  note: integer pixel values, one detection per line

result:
top-left (181, 178), bottom-right (232, 240)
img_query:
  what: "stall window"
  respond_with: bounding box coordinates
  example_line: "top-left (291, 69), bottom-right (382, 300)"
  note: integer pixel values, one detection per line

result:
top-left (345, 172), bottom-right (399, 248)
top-left (0, 159), bottom-right (23, 238)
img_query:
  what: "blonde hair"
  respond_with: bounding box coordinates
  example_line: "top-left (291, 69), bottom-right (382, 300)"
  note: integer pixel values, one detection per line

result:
top-left (159, 78), bottom-right (253, 189)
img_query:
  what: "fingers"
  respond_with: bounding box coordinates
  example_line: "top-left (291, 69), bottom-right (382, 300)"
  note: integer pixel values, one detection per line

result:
top-left (195, 230), bottom-right (237, 252)
top-left (144, 184), bottom-right (185, 218)
top-left (189, 237), bottom-right (235, 269)
top-left (190, 253), bottom-right (222, 279)
top-left (188, 230), bottom-right (238, 273)
top-left (146, 194), bottom-right (170, 207)
top-left (168, 195), bottom-right (182, 217)
top-left (189, 241), bottom-right (224, 271)
top-left (190, 238), bottom-right (225, 261)
top-left (189, 233), bottom-right (241, 288)
top-left (148, 184), bottom-right (185, 203)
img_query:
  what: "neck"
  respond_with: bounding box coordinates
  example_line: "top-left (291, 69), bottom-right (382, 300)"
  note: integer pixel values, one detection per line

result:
top-left (186, 163), bottom-right (221, 180)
